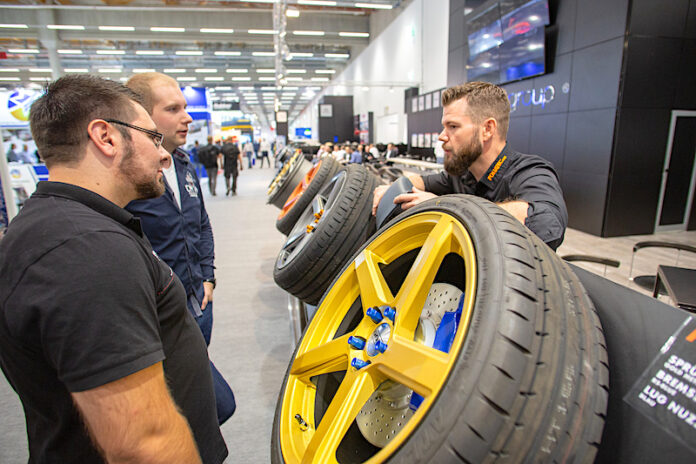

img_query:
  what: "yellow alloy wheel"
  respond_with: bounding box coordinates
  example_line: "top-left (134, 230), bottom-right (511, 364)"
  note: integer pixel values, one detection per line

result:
top-left (278, 211), bottom-right (477, 464)
top-left (269, 150), bottom-right (302, 195)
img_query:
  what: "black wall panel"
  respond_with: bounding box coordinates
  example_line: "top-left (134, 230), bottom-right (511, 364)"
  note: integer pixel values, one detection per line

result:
top-left (448, 47), bottom-right (467, 87)
top-left (610, 108), bottom-right (671, 179)
top-left (317, 96), bottom-right (354, 143)
top-left (561, 171), bottom-right (607, 235)
top-left (687, 0), bottom-right (696, 38)
top-left (574, 0), bottom-right (628, 50)
top-left (674, 39), bottom-right (696, 109)
top-left (506, 116), bottom-right (531, 153)
top-left (628, 0), bottom-right (690, 37)
top-left (448, 7), bottom-right (466, 50)
top-left (548, 0), bottom-right (577, 55)
top-left (529, 113), bottom-right (567, 170)
top-left (564, 109), bottom-right (616, 175)
top-left (603, 172), bottom-right (662, 236)
top-left (530, 52), bottom-right (572, 115)
top-left (568, 38), bottom-right (624, 112)
top-left (620, 36), bottom-right (683, 109)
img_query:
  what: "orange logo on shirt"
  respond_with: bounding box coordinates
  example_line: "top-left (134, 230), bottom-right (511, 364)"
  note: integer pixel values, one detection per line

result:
top-left (487, 155), bottom-right (507, 181)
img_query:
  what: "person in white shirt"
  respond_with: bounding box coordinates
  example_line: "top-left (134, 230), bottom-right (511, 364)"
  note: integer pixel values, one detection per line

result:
top-left (258, 138), bottom-right (271, 168)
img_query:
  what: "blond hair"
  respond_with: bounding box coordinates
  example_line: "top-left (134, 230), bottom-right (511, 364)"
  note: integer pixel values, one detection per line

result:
top-left (126, 72), bottom-right (179, 114)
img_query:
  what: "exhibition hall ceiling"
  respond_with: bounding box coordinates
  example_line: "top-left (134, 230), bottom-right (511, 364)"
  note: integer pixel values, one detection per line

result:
top-left (0, 0), bottom-right (402, 127)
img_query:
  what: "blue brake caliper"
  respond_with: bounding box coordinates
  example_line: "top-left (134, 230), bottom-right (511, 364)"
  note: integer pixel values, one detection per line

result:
top-left (409, 292), bottom-right (465, 411)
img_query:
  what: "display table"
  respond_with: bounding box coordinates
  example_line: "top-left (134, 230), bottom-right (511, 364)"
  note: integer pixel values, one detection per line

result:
top-left (653, 265), bottom-right (696, 312)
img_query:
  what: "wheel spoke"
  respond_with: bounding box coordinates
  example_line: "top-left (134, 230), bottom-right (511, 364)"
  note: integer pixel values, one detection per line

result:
top-left (376, 335), bottom-right (450, 397)
top-left (354, 249), bottom-right (393, 308)
top-left (312, 195), bottom-right (325, 215)
top-left (302, 368), bottom-right (384, 463)
top-left (283, 229), bottom-right (306, 251)
top-left (290, 335), bottom-right (351, 383)
top-left (393, 216), bottom-right (455, 335)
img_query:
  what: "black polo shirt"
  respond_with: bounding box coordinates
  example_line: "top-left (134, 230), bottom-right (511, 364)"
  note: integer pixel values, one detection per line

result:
top-left (422, 144), bottom-right (568, 250)
top-left (0, 181), bottom-right (227, 463)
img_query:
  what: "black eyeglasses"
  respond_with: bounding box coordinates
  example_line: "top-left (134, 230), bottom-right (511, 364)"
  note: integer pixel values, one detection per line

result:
top-left (103, 119), bottom-right (164, 149)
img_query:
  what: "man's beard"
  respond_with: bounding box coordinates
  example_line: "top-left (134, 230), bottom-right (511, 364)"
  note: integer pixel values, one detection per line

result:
top-left (444, 133), bottom-right (483, 177)
top-left (120, 142), bottom-right (166, 200)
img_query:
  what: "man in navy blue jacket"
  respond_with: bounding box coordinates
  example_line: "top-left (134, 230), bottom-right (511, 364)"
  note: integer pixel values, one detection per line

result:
top-left (126, 73), bottom-right (235, 425)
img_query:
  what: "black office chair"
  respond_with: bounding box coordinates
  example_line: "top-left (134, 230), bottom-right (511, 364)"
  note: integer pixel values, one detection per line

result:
top-left (562, 254), bottom-right (620, 277)
top-left (628, 241), bottom-right (696, 294)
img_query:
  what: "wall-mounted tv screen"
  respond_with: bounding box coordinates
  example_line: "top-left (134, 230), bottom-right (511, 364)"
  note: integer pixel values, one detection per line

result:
top-left (466, 0), bottom-right (549, 85)
top-left (501, 0), bottom-right (550, 41)
top-left (498, 26), bottom-right (545, 82)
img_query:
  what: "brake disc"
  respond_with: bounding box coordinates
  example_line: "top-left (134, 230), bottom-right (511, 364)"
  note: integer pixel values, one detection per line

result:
top-left (356, 283), bottom-right (464, 448)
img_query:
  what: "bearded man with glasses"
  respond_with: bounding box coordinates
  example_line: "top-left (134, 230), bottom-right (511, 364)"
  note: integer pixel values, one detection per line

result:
top-left (0, 74), bottom-right (228, 463)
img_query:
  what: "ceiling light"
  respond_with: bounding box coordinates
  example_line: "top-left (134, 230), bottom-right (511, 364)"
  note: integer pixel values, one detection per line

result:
top-left (205, 77), bottom-right (224, 81)
top-left (164, 68), bottom-right (187, 73)
top-left (29, 68), bottom-right (52, 72)
top-left (292, 30), bottom-right (325, 36)
top-left (201, 28), bottom-right (234, 34)
top-left (286, 77), bottom-right (303, 81)
top-left (238, 86), bottom-right (254, 90)
top-left (286, 69), bottom-right (307, 74)
top-left (245, 0), bottom-right (277, 3)
top-left (283, 86), bottom-right (299, 90)
top-left (97, 50), bottom-right (126, 55)
top-left (47, 25), bottom-right (85, 30)
top-left (133, 68), bottom-right (156, 73)
top-left (315, 69), bottom-right (336, 74)
top-left (312, 77), bottom-right (329, 82)
top-left (58, 49), bottom-right (83, 54)
top-left (287, 9), bottom-right (300, 17)
top-left (215, 51), bottom-right (241, 56)
top-left (176, 50), bottom-right (203, 55)
top-left (325, 53), bottom-right (349, 58)
top-left (0, 24), bottom-right (28, 29)
top-left (256, 69), bottom-right (275, 73)
top-left (195, 68), bottom-right (217, 73)
top-left (259, 77), bottom-right (276, 81)
top-left (233, 77), bottom-right (251, 81)
top-left (99, 25), bottom-right (135, 31)
top-left (30, 77), bottom-right (51, 81)
top-left (151, 27), bottom-right (185, 32)
top-left (298, 0), bottom-right (337, 5)
top-left (98, 68), bottom-right (123, 73)
top-left (64, 68), bottom-right (89, 73)
top-left (339, 31), bottom-right (369, 37)
top-left (253, 51), bottom-right (275, 56)
top-left (226, 69), bottom-right (248, 73)
top-left (289, 52), bottom-right (314, 58)
top-left (248, 29), bottom-right (277, 35)
top-left (0, 77), bottom-right (20, 81)
top-left (0, 68), bottom-right (20, 72)
top-left (177, 77), bottom-right (197, 81)
top-left (136, 50), bottom-right (164, 55)
top-left (355, 2), bottom-right (392, 9)
top-left (8, 49), bottom-right (39, 54)
top-left (217, 86), bottom-right (232, 90)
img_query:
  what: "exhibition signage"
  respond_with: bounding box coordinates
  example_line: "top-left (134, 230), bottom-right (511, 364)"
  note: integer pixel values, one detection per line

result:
top-left (0, 89), bottom-right (41, 128)
top-left (625, 317), bottom-right (696, 452)
top-left (181, 86), bottom-right (211, 121)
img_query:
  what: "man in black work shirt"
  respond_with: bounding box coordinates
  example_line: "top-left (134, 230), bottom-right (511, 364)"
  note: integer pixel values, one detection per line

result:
top-left (0, 75), bottom-right (227, 463)
top-left (373, 81), bottom-right (567, 250)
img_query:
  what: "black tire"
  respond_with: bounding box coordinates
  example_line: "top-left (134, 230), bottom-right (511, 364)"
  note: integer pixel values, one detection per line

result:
top-left (273, 165), bottom-right (379, 305)
top-left (378, 166), bottom-right (403, 182)
top-left (276, 157), bottom-right (342, 236)
top-left (271, 195), bottom-right (608, 463)
top-left (268, 155), bottom-right (312, 209)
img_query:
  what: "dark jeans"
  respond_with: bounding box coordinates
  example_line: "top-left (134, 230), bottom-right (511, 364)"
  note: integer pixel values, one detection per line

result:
top-left (245, 152), bottom-right (254, 168)
top-left (225, 171), bottom-right (238, 194)
top-left (194, 301), bottom-right (236, 424)
top-left (259, 151), bottom-right (270, 168)
top-left (205, 167), bottom-right (218, 195)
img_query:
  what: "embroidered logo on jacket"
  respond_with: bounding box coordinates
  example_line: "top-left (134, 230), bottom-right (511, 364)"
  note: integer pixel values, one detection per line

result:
top-left (487, 155), bottom-right (507, 181)
top-left (185, 171), bottom-right (199, 198)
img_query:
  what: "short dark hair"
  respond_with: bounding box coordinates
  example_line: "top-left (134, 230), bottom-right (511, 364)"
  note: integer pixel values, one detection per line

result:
top-left (30, 74), bottom-right (143, 167)
top-left (441, 81), bottom-right (510, 140)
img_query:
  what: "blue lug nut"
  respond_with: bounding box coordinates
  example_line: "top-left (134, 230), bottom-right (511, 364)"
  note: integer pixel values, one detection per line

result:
top-left (351, 358), bottom-right (371, 370)
top-left (348, 336), bottom-right (366, 350)
top-left (366, 307), bottom-right (383, 323)
top-left (375, 340), bottom-right (388, 353)
top-left (383, 307), bottom-right (396, 321)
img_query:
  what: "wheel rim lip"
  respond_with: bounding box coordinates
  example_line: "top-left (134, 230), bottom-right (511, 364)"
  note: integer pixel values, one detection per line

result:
top-left (278, 160), bottom-right (323, 220)
top-left (268, 151), bottom-right (302, 196)
top-left (276, 171), bottom-right (347, 270)
top-left (278, 211), bottom-right (478, 463)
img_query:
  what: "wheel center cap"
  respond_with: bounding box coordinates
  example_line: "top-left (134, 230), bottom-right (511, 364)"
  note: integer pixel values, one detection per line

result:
top-left (365, 322), bottom-right (391, 357)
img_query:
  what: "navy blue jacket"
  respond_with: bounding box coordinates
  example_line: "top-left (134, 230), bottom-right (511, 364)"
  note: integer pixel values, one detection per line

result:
top-left (126, 148), bottom-right (215, 317)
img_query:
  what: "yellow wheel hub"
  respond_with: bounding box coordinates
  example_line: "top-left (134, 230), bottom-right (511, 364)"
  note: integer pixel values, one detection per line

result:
top-left (279, 211), bottom-right (477, 463)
